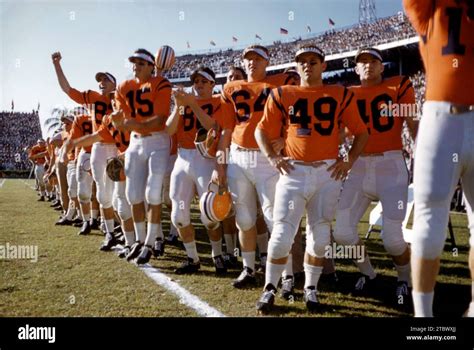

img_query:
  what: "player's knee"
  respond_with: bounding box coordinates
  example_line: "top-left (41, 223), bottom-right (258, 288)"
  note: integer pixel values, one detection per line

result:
top-left (97, 189), bottom-right (113, 208)
top-left (171, 206), bottom-right (190, 228)
top-left (334, 214), bottom-right (359, 246)
top-left (117, 200), bottom-right (132, 222)
top-left (234, 207), bottom-right (256, 232)
top-left (306, 223), bottom-right (331, 258)
top-left (268, 225), bottom-right (293, 260)
top-left (145, 189), bottom-right (162, 206)
top-left (381, 218), bottom-right (407, 256)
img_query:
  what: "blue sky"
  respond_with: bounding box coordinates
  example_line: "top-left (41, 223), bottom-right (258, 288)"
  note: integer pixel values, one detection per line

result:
top-left (0, 0), bottom-right (403, 132)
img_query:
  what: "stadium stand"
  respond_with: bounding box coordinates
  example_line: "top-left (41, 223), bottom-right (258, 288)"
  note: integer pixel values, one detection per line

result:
top-left (0, 111), bottom-right (42, 172)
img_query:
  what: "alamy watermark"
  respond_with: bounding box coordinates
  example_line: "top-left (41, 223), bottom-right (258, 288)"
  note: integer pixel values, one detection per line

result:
top-left (0, 243), bottom-right (38, 263)
top-left (324, 243), bottom-right (365, 262)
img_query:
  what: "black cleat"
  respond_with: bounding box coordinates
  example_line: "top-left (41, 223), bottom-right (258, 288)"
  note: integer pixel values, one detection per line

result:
top-left (72, 221), bottom-right (84, 227)
top-left (126, 242), bottom-right (143, 261)
top-left (165, 234), bottom-right (180, 246)
top-left (152, 238), bottom-right (165, 257)
top-left (303, 286), bottom-right (320, 312)
top-left (55, 217), bottom-right (73, 226)
top-left (117, 246), bottom-right (130, 259)
top-left (89, 218), bottom-right (100, 230)
top-left (256, 284), bottom-right (277, 314)
top-left (135, 245), bottom-right (153, 265)
top-left (256, 253), bottom-right (267, 273)
top-left (213, 255), bottom-right (227, 275)
top-left (223, 253), bottom-right (239, 269)
top-left (175, 258), bottom-right (200, 275)
top-left (37, 196), bottom-right (45, 202)
top-left (232, 267), bottom-right (257, 289)
top-left (78, 221), bottom-right (91, 235)
top-left (352, 273), bottom-right (377, 297)
top-left (280, 276), bottom-right (295, 300)
top-left (99, 232), bottom-right (117, 251)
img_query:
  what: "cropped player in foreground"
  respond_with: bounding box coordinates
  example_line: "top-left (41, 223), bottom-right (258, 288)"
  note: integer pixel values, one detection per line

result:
top-left (333, 47), bottom-right (418, 305)
top-left (255, 44), bottom-right (368, 313)
top-left (404, 0), bottom-right (474, 317)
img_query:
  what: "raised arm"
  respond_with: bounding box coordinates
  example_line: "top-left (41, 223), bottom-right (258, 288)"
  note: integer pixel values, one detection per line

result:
top-left (51, 52), bottom-right (71, 94)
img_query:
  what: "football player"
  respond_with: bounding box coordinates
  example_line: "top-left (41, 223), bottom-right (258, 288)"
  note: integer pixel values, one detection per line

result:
top-left (52, 52), bottom-right (116, 233)
top-left (254, 44), bottom-right (368, 313)
top-left (111, 48), bottom-right (172, 264)
top-left (333, 47), bottom-right (418, 304)
top-left (404, 0), bottom-right (474, 317)
top-left (165, 67), bottom-right (227, 274)
top-left (28, 139), bottom-right (48, 201)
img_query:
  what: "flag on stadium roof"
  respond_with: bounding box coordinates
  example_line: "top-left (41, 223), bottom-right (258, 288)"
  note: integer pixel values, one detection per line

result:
top-left (210, 40), bottom-right (216, 46)
top-left (255, 34), bottom-right (262, 40)
top-left (306, 25), bottom-right (311, 33)
top-left (329, 18), bottom-right (335, 26)
top-left (11, 100), bottom-right (14, 111)
top-left (280, 27), bottom-right (288, 34)
top-left (186, 41), bottom-right (191, 49)
top-left (232, 36), bottom-right (238, 42)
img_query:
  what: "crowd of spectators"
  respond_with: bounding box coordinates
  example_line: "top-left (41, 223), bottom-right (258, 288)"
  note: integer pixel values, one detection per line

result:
top-left (0, 111), bottom-right (42, 171)
top-left (165, 13), bottom-right (417, 79)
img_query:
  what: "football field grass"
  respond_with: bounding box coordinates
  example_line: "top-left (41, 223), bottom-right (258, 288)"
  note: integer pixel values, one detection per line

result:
top-left (0, 179), bottom-right (471, 317)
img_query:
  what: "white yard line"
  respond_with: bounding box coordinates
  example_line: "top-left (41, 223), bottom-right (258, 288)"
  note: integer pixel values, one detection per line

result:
top-left (0, 179), bottom-right (5, 188)
top-left (139, 264), bottom-right (226, 317)
top-left (19, 179), bottom-right (226, 317)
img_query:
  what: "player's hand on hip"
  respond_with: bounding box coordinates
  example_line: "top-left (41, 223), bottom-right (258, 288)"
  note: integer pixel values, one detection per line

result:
top-left (269, 155), bottom-right (294, 175)
top-left (327, 158), bottom-right (352, 181)
top-left (111, 110), bottom-right (125, 129)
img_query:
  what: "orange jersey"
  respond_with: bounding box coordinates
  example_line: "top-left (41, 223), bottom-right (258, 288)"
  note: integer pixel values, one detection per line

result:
top-left (70, 114), bottom-right (94, 153)
top-left (264, 71), bottom-right (300, 86)
top-left (403, 0), bottom-right (474, 105)
top-left (67, 88), bottom-right (114, 134)
top-left (97, 115), bottom-right (130, 153)
top-left (176, 96), bottom-right (225, 149)
top-left (350, 76), bottom-right (416, 154)
top-left (29, 144), bottom-right (47, 165)
top-left (115, 75), bottom-right (172, 133)
top-left (220, 80), bottom-right (276, 149)
top-left (258, 85), bottom-right (366, 162)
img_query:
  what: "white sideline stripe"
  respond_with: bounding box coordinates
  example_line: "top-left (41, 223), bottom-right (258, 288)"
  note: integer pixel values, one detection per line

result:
top-left (139, 264), bottom-right (226, 317)
top-left (21, 179), bottom-right (36, 190)
top-left (0, 179), bottom-right (5, 188)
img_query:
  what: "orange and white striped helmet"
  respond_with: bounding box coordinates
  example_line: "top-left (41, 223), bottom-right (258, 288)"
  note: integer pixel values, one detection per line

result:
top-left (155, 45), bottom-right (175, 71)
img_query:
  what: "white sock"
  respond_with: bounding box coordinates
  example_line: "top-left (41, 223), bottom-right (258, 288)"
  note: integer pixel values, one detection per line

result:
top-left (134, 221), bottom-right (146, 243)
top-left (355, 256), bottom-right (377, 279)
top-left (256, 232), bottom-right (268, 255)
top-left (91, 209), bottom-right (99, 219)
top-left (394, 262), bottom-right (411, 285)
top-left (145, 223), bottom-right (159, 246)
top-left (224, 233), bottom-right (235, 254)
top-left (282, 254), bottom-right (293, 278)
top-left (183, 241), bottom-right (199, 263)
top-left (242, 251), bottom-right (256, 271)
top-left (304, 263), bottom-right (323, 290)
top-left (82, 212), bottom-right (91, 222)
top-left (265, 261), bottom-right (286, 289)
top-left (157, 222), bottom-right (164, 240)
top-left (412, 291), bottom-right (434, 317)
top-left (210, 239), bottom-right (223, 258)
top-left (105, 219), bottom-right (115, 234)
top-left (65, 208), bottom-right (76, 220)
top-left (124, 230), bottom-right (135, 246)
